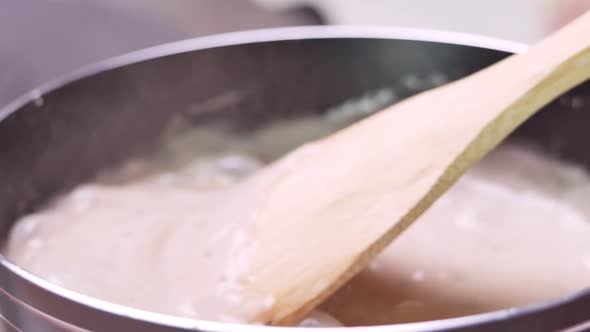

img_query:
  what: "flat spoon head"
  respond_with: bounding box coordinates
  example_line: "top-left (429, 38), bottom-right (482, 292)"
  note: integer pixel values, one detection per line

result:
top-left (228, 11), bottom-right (590, 325)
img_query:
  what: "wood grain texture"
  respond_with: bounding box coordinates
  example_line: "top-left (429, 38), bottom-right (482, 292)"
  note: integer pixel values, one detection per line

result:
top-left (235, 10), bottom-right (590, 325)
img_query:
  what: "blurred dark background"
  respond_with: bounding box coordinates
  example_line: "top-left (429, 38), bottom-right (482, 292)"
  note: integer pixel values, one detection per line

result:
top-left (0, 0), bottom-right (323, 106)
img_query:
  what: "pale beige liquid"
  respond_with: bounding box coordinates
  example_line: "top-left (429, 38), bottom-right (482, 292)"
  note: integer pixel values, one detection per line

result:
top-left (4, 121), bottom-right (590, 326)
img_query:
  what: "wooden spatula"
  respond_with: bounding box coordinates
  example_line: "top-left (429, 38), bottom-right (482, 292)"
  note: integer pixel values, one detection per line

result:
top-left (232, 11), bottom-right (590, 325)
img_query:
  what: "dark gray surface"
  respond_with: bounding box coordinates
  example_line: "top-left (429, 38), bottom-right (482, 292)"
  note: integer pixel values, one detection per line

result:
top-left (0, 0), bottom-right (321, 107)
top-left (0, 0), bottom-right (182, 107)
top-left (0, 29), bottom-right (589, 331)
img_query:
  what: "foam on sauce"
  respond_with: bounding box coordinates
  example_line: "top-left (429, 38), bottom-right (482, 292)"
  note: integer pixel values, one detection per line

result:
top-left (5, 122), bottom-right (590, 326)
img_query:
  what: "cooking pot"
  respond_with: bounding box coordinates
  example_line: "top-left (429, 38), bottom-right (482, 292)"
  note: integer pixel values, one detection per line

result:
top-left (1, 26), bottom-right (590, 332)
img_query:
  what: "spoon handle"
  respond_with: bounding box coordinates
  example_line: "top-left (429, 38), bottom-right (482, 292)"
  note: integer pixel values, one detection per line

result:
top-left (446, 11), bottom-right (590, 186)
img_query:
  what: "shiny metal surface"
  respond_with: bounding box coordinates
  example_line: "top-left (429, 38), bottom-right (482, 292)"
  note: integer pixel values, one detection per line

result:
top-left (1, 26), bottom-right (589, 332)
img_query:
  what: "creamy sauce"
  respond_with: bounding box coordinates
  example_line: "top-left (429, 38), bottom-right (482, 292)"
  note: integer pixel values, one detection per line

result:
top-left (322, 145), bottom-right (590, 325)
top-left (5, 122), bottom-right (590, 326)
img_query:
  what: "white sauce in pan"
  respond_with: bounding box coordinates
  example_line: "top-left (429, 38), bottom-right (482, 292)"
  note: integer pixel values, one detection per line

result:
top-left (5, 119), bottom-right (590, 326)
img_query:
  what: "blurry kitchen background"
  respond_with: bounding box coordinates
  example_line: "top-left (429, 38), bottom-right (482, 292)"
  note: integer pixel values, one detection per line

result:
top-left (1, 0), bottom-right (590, 107)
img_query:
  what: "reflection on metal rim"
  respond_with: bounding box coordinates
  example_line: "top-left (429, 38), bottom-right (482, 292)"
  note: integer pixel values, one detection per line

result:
top-left (560, 320), bottom-right (590, 332)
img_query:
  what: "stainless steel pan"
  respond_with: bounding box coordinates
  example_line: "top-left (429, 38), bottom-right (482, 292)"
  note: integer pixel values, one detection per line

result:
top-left (1, 26), bottom-right (589, 332)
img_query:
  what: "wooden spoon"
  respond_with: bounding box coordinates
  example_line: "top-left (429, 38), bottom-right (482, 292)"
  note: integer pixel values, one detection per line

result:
top-left (233, 11), bottom-right (590, 325)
